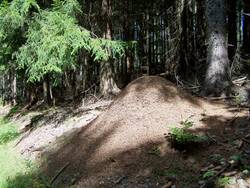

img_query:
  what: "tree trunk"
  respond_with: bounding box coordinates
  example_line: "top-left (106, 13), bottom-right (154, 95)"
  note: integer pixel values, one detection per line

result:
top-left (228, 0), bottom-right (237, 61)
top-left (204, 0), bottom-right (230, 96)
top-left (43, 76), bottom-right (54, 105)
top-left (2, 74), bottom-right (6, 106)
top-left (123, 0), bottom-right (133, 84)
top-left (49, 81), bottom-right (55, 106)
top-left (11, 66), bottom-right (17, 105)
top-left (99, 0), bottom-right (120, 97)
top-left (243, 0), bottom-right (250, 52)
top-left (196, 0), bottom-right (206, 75)
top-left (43, 79), bottom-right (48, 104)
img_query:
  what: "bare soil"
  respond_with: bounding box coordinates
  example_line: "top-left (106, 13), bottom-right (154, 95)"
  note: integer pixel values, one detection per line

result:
top-left (2, 76), bottom-right (250, 188)
top-left (38, 76), bottom-right (249, 187)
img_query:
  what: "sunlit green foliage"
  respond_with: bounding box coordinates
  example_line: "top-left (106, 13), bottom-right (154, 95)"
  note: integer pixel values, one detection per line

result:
top-left (0, 0), bottom-right (39, 36)
top-left (0, 0), bottom-right (127, 83)
top-left (0, 118), bottom-right (19, 145)
top-left (0, 118), bottom-right (48, 187)
top-left (0, 0), bottom-right (39, 70)
top-left (169, 119), bottom-right (208, 145)
top-left (217, 177), bottom-right (232, 187)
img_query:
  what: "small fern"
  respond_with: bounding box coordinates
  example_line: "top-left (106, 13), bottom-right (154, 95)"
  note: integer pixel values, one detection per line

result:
top-left (217, 177), bottom-right (232, 187)
top-left (202, 170), bottom-right (216, 179)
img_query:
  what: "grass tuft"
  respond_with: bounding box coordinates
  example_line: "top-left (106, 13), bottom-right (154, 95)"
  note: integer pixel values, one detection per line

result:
top-left (0, 118), bottom-right (49, 188)
top-left (0, 118), bottom-right (20, 145)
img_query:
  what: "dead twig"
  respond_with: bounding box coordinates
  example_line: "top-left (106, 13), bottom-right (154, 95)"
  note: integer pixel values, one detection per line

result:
top-left (114, 176), bottom-right (127, 184)
top-left (205, 134), bottom-right (217, 144)
top-left (200, 163), bottom-right (230, 188)
top-left (50, 162), bottom-right (70, 185)
top-left (232, 76), bottom-right (247, 84)
top-left (228, 114), bottom-right (239, 126)
top-left (203, 96), bottom-right (235, 101)
top-left (242, 138), bottom-right (250, 145)
top-left (14, 128), bottom-right (33, 147)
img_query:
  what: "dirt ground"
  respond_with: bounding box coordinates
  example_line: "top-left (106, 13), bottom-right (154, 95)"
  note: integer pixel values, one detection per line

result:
top-left (2, 76), bottom-right (250, 188)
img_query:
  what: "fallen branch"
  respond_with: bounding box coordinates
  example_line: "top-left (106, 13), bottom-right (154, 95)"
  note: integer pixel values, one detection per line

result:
top-left (228, 114), bottom-right (239, 126)
top-left (242, 138), bottom-right (250, 145)
top-left (50, 162), bottom-right (70, 185)
top-left (203, 96), bottom-right (235, 101)
top-left (232, 76), bottom-right (247, 84)
top-left (14, 129), bottom-right (33, 147)
top-left (205, 134), bottom-right (217, 144)
top-left (200, 164), bottom-right (230, 188)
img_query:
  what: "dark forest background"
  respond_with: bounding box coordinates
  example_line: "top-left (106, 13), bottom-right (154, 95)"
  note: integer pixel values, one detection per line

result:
top-left (0, 0), bottom-right (250, 106)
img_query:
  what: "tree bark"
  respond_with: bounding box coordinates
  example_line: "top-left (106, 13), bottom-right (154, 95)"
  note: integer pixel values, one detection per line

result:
top-left (99, 0), bottom-right (120, 97)
top-left (11, 66), bottom-right (17, 105)
top-left (2, 74), bottom-right (6, 105)
top-left (43, 76), bottom-right (54, 105)
top-left (204, 0), bottom-right (230, 96)
top-left (228, 0), bottom-right (237, 61)
top-left (43, 79), bottom-right (48, 104)
top-left (243, 0), bottom-right (250, 52)
top-left (123, 0), bottom-right (133, 84)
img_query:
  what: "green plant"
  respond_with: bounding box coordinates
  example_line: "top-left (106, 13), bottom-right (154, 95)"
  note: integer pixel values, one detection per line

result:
top-left (0, 118), bottom-right (19, 145)
top-left (0, 0), bottom-right (129, 85)
top-left (234, 93), bottom-right (243, 106)
top-left (216, 177), bottom-right (232, 187)
top-left (169, 119), bottom-right (208, 145)
top-left (180, 118), bottom-right (194, 129)
top-left (154, 169), bottom-right (179, 178)
top-left (9, 105), bottom-right (20, 114)
top-left (0, 145), bottom-right (49, 188)
top-left (230, 154), bottom-right (242, 162)
top-left (0, 117), bottom-right (49, 187)
top-left (209, 154), bottom-right (224, 163)
top-left (202, 170), bottom-right (216, 179)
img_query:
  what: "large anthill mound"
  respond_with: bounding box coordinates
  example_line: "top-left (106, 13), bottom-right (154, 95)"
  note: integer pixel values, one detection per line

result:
top-left (43, 76), bottom-right (245, 187)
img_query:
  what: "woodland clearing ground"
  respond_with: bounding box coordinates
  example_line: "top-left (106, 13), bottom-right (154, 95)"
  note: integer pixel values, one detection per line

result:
top-left (1, 76), bottom-right (250, 187)
top-left (0, 99), bottom-right (112, 188)
top-left (36, 76), bottom-right (249, 187)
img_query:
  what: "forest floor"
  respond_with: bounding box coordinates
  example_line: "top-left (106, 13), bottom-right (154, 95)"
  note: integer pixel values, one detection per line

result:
top-left (1, 76), bottom-right (250, 188)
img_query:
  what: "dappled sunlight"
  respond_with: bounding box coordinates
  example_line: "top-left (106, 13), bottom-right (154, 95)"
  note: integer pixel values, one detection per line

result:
top-left (26, 76), bottom-right (248, 187)
top-left (0, 0), bottom-right (249, 186)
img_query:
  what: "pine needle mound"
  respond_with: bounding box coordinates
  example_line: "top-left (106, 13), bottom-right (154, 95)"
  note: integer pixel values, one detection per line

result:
top-left (44, 76), bottom-right (239, 187)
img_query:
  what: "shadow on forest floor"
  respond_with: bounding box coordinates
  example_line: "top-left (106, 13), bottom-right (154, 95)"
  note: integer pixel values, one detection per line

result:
top-left (3, 76), bottom-right (250, 188)
top-left (6, 111), bottom-right (250, 187)
top-left (2, 99), bottom-right (111, 135)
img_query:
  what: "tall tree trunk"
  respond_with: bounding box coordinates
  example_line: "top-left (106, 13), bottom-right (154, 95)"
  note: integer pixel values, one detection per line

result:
top-left (204, 0), bottom-right (230, 96)
top-left (82, 56), bottom-right (89, 92)
top-left (43, 76), bottom-right (53, 105)
top-left (2, 74), bottom-right (6, 106)
top-left (43, 79), bottom-right (48, 104)
top-left (243, 0), bottom-right (250, 52)
top-left (228, 0), bottom-right (237, 61)
top-left (165, 0), bottom-right (183, 78)
top-left (197, 0), bottom-right (206, 76)
top-left (179, 3), bottom-right (188, 78)
top-left (99, 0), bottom-right (120, 97)
top-left (28, 85), bottom-right (38, 107)
top-left (123, 0), bottom-right (133, 84)
top-left (49, 81), bottom-right (54, 106)
top-left (11, 66), bottom-right (17, 105)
